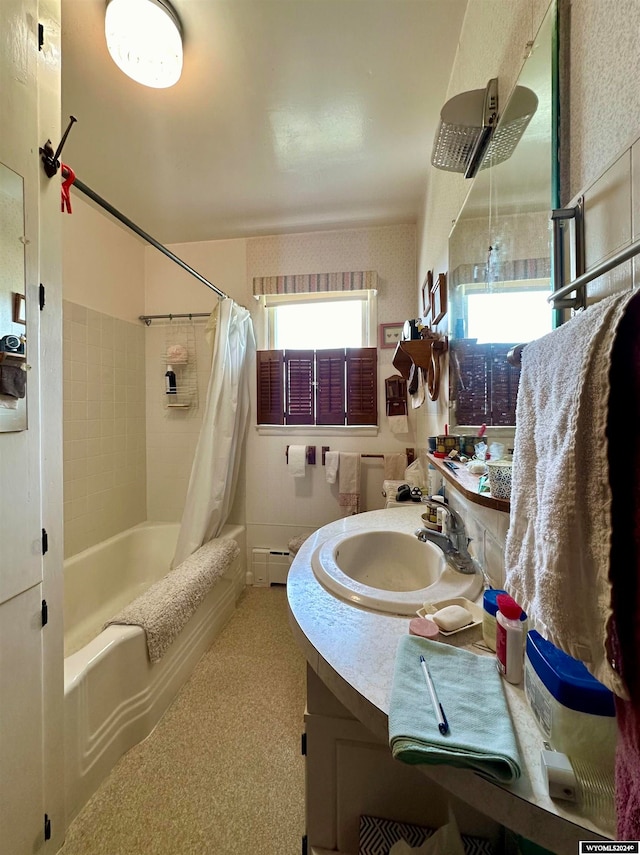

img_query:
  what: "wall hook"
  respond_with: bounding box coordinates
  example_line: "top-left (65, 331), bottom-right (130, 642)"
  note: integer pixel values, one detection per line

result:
top-left (40, 115), bottom-right (77, 178)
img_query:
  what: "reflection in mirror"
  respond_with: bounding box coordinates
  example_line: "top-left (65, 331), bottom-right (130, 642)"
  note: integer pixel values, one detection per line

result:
top-left (0, 161), bottom-right (27, 432)
top-left (448, 1), bottom-right (556, 428)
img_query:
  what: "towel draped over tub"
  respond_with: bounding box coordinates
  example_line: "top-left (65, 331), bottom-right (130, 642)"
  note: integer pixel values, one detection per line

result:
top-left (104, 537), bottom-right (240, 662)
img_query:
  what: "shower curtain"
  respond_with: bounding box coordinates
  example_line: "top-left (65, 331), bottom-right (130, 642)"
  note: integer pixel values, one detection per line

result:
top-left (172, 299), bottom-right (255, 568)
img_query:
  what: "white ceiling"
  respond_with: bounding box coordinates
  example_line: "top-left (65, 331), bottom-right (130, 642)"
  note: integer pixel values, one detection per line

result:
top-left (61, 0), bottom-right (467, 245)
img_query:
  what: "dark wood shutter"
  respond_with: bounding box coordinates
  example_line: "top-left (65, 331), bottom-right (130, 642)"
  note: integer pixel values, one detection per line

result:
top-left (316, 349), bottom-right (345, 425)
top-left (256, 350), bottom-right (285, 424)
top-left (489, 344), bottom-right (521, 426)
top-left (345, 347), bottom-right (378, 425)
top-left (285, 350), bottom-right (314, 425)
top-left (451, 340), bottom-right (520, 425)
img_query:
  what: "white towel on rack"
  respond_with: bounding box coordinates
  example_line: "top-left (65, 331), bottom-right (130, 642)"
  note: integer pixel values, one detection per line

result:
top-left (288, 445), bottom-right (307, 478)
top-left (504, 289), bottom-right (637, 698)
top-left (338, 452), bottom-right (361, 515)
top-left (388, 415), bottom-right (409, 434)
top-left (325, 451), bottom-right (339, 484)
top-left (384, 453), bottom-right (408, 479)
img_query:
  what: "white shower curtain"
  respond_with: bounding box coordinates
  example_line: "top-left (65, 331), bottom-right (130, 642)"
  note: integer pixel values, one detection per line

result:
top-left (172, 299), bottom-right (256, 568)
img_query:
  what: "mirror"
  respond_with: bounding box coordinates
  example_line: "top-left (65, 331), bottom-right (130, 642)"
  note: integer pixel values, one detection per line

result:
top-left (447, 1), bottom-right (557, 428)
top-left (0, 161), bottom-right (27, 432)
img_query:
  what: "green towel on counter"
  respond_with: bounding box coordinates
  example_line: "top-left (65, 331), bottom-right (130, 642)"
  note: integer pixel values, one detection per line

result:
top-left (389, 636), bottom-right (522, 784)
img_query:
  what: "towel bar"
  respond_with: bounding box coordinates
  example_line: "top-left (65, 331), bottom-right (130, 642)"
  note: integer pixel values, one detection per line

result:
top-left (321, 447), bottom-right (416, 466)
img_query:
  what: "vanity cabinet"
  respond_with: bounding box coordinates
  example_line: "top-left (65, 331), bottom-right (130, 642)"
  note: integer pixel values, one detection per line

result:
top-left (304, 667), bottom-right (501, 854)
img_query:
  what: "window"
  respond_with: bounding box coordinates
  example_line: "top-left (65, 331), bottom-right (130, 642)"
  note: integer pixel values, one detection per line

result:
top-left (257, 347), bottom-right (378, 426)
top-left (466, 288), bottom-right (552, 344)
top-left (257, 290), bottom-right (378, 427)
top-left (263, 290), bottom-right (375, 350)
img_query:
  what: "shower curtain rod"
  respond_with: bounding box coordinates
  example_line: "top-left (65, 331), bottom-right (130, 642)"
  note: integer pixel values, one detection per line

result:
top-left (138, 312), bottom-right (212, 325)
top-left (72, 177), bottom-right (228, 301)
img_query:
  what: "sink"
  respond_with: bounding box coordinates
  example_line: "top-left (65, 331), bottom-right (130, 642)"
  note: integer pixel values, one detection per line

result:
top-left (311, 529), bottom-right (483, 615)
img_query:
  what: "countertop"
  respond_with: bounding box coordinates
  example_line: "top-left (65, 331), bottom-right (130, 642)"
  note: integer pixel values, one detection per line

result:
top-left (286, 506), bottom-right (613, 854)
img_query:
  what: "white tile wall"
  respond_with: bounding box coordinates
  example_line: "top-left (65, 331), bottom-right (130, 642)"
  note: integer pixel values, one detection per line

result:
top-left (145, 320), bottom-right (213, 522)
top-left (63, 301), bottom-right (146, 558)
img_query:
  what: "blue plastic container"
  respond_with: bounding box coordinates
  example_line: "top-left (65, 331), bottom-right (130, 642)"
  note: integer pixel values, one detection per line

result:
top-left (525, 630), bottom-right (615, 717)
top-left (524, 630), bottom-right (616, 767)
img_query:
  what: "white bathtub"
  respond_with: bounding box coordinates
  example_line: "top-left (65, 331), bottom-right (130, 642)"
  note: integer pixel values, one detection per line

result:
top-left (63, 521), bottom-right (246, 822)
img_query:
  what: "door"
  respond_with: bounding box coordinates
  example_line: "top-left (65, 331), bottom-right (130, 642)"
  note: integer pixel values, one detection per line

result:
top-left (0, 0), bottom-right (46, 851)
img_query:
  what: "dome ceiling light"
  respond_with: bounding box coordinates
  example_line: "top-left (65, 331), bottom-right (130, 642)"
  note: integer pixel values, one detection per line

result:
top-left (105, 0), bottom-right (183, 89)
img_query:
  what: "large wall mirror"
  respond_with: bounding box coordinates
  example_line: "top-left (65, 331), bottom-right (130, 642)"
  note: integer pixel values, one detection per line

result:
top-left (448, 0), bottom-right (557, 428)
top-left (0, 161), bottom-right (27, 432)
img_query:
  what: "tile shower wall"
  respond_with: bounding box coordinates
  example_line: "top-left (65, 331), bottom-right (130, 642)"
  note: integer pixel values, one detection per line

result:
top-left (63, 301), bottom-right (146, 558)
top-left (145, 320), bottom-right (216, 522)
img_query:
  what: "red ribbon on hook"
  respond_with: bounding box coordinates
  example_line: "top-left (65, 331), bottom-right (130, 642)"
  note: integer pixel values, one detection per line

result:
top-left (61, 163), bottom-right (76, 214)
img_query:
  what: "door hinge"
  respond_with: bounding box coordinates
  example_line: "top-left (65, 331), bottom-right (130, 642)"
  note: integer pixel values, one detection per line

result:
top-left (44, 813), bottom-right (51, 841)
top-left (38, 24), bottom-right (44, 51)
top-left (300, 732), bottom-right (307, 756)
top-left (301, 834), bottom-right (307, 855)
top-left (39, 283), bottom-right (46, 311)
top-left (42, 528), bottom-right (48, 555)
top-left (41, 599), bottom-right (48, 627)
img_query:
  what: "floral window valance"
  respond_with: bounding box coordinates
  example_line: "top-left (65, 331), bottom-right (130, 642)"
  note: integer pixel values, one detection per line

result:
top-left (253, 270), bottom-right (378, 296)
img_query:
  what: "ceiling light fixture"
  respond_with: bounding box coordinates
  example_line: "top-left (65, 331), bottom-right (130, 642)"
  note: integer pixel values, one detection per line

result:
top-left (105, 0), bottom-right (183, 89)
top-left (431, 79), bottom-right (538, 179)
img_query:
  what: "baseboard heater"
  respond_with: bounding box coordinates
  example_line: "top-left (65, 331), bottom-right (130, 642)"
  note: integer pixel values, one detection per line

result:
top-left (251, 548), bottom-right (291, 586)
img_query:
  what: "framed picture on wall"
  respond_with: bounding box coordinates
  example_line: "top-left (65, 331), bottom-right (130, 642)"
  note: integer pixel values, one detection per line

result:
top-left (12, 292), bottom-right (25, 325)
top-left (421, 270), bottom-right (433, 319)
top-left (430, 273), bottom-right (447, 324)
top-left (379, 322), bottom-right (403, 349)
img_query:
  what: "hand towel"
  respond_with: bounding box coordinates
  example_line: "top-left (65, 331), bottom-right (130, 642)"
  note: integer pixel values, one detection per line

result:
top-left (389, 415), bottom-right (409, 434)
top-left (338, 452), bottom-right (361, 515)
top-left (410, 366), bottom-right (425, 409)
top-left (0, 364), bottom-right (26, 398)
top-left (0, 395), bottom-right (18, 409)
top-left (389, 636), bottom-right (521, 784)
top-left (288, 445), bottom-right (307, 478)
top-left (325, 450), bottom-right (339, 484)
top-left (384, 452), bottom-right (408, 479)
top-left (504, 289), bottom-right (638, 698)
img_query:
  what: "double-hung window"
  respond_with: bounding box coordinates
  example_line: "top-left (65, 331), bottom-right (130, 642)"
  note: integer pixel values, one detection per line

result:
top-left (256, 289), bottom-right (378, 426)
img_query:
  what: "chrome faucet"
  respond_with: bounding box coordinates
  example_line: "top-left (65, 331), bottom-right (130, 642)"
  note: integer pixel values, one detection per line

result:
top-left (414, 497), bottom-right (479, 576)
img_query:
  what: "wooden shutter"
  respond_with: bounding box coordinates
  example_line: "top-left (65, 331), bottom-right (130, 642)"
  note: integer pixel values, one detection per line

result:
top-left (285, 350), bottom-right (314, 425)
top-left (316, 349), bottom-right (346, 425)
top-left (256, 350), bottom-right (284, 425)
top-left (489, 344), bottom-right (521, 425)
top-left (451, 340), bottom-right (520, 426)
top-left (452, 340), bottom-right (490, 425)
top-left (346, 347), bottom-right (378, 425)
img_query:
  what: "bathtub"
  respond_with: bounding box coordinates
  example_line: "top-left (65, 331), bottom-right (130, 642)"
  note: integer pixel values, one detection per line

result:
top-left (63, 521), bottom-right (246, 822)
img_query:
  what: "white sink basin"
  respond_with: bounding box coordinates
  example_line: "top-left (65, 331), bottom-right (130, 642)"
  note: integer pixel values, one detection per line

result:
top-left (311, 529), bottom-right (483, 615)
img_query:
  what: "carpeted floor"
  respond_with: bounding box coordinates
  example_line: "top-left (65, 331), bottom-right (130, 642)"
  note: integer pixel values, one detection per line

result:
top-left (58, 586), bottom-right (307, 855)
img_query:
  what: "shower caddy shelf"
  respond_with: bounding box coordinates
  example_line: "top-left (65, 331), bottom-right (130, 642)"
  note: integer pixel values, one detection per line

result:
top-left (162, 322), bottom-right (199, 411)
